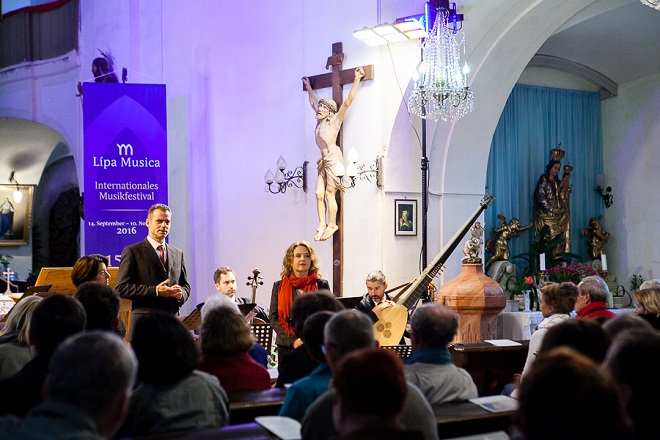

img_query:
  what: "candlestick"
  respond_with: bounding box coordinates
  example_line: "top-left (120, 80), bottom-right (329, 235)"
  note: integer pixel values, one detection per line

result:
top-left (601, 254), bottom-right (608, 272)
top-left (539, 253), bottom-right (546, 272)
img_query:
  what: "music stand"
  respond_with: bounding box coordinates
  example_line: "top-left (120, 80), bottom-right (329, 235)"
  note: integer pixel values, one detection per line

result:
top-left (238, 303), bottom-right (257, 317)
top-left (181, 307), bottom-right (202, 331)
top-left (337, 296), bottom-right (362, 309)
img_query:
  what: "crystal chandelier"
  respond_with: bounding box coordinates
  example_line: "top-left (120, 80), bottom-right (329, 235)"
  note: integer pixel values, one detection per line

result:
top-left (640, 0), bottom-right (660, 11)
top-left (407, 7), bottom-right (474, 122)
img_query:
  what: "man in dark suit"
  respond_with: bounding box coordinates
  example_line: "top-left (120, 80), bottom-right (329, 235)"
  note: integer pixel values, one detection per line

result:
top-left (115, 204), bottom-right (190, 336)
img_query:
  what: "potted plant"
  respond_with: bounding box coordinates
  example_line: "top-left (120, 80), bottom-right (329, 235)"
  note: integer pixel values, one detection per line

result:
top-left (0, 254), bottom-right (13, 271)
top-left (506, 275), bottom-right (536, 311)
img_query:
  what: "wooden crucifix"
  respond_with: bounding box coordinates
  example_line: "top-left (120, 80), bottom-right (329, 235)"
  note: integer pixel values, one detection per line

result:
top-left (302, 42), bottom-right (374, 296)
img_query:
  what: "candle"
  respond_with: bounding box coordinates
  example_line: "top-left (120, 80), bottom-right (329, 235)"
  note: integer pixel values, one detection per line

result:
top-left (539, 253), bottom-right (546, 271)
top-left (601, 254), bottom-right (608, 272)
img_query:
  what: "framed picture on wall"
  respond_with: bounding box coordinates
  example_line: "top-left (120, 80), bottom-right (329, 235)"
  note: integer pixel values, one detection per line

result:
top-left (0, 185), bottom-right (34, 246)
top-left (395, 199), bottom-right (417, 236)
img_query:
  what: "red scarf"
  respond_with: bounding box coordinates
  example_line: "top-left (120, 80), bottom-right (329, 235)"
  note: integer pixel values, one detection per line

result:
top-left (278, 272), bottom-right (319, 337)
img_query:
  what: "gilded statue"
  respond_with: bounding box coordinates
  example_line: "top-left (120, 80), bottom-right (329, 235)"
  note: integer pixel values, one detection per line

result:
top-left (462, 222), bottom-right (484, 264)
top-left (485, 213), bottom-right (532, 268)
top-left (581, 215), bottom-right (610, 259)
top-left (533, 144), bottom-right (572, 254)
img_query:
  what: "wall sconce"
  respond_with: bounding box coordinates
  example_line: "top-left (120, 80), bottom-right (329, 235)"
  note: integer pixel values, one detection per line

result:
top-left (595, 173), bottom-right (613, 208)
top-left (264, 156), bottom-right (308, 194)
top-left (9, 172), bottom-right (22, 203)
top-left (334, 148), bottom-right (383, 189)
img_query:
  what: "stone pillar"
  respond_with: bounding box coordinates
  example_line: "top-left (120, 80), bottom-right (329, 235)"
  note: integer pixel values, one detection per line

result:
top-left (438, 264), bottom-right (506, 343)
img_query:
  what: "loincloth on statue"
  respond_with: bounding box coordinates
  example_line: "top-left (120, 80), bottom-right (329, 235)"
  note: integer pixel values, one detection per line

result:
top-left (317, 145), bottom-right (345, 192)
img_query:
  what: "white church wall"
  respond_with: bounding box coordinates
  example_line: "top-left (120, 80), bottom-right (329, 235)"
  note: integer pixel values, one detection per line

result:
top-left (601, 73), bottom-right (660, 284)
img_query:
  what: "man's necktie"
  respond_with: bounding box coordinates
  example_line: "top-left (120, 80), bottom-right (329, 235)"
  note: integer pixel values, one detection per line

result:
top-left (157, 245), bottom-right (166, 267)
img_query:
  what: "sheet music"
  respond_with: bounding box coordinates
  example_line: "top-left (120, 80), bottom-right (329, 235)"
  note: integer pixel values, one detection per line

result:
top-left (484, 339), bottom-right (521, 347)
top-left (469, 396), bottom-right (519, 413)
top-left (255, 416), bottom-right (301, 440)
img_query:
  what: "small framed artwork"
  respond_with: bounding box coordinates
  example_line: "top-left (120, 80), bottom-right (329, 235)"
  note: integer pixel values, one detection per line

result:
top-left (0, 185), bottom-right (34, 246)
top-left (395, 199), bottom-right (417, 236)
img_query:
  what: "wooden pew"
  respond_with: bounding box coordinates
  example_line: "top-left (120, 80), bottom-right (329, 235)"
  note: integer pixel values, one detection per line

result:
top-left (227, 388), bottom-right (287, 425)
top-left (435, 401), bottom-right (515, 439)
top-left (35, 267), bottom-right (132, 343)
top-left (119, 422), bottom-right (278, 439)
top-left (450, 340), bottom-right (529, 396)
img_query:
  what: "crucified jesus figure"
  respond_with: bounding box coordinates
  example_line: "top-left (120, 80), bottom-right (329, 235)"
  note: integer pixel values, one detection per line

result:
top-left (302, 66), bottom-right (365, 241)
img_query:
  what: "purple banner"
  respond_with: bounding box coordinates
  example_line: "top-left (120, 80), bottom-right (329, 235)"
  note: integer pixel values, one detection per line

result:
top-left (82, 83), bottom-right (168, 266)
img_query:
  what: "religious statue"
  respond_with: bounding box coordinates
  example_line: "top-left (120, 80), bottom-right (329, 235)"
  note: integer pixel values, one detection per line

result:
top-left (581, 215), bottom-right (610, 259)
top-left (533, 144), bottom-right (571, 254)
top-left (0, 197), bottom-right (15, 240)
top-left (485, 213), bottom-right (532, 268)
top-left (462, 221), bottom-right (484, 264)
top-left (302, 67), bottom-right (365, 241)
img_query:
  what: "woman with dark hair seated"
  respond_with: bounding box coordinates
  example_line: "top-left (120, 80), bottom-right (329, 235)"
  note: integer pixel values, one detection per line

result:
top-left (117, 311), bottom-right (229, 438)
top-left (198, 306), bottom-right (271, 393)
top-left (71, 254), bottom-right (126, 337)
top-left (71, 254), bottom-right (111, 287)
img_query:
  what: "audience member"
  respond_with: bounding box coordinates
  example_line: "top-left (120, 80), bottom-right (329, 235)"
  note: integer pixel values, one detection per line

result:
top-left (405, 303), bottom-right (477, 405)
top-left (71, 254), bottom-right (111, 287)
top-left (276, 291), bottom-right (343, 388)
top-left (633, 287), bottom-right (660, 329)
top-left (301, 310), bottom-right (438, 440)
top-left (269, 241), bottom-right (329, 359)
top-left (201, 294), bottom-right (269, 367)
top-left (639, 279), bottom-right (660, 290)
top-left (604, 328), bottom-right (660, 440)
top-left (0, 296), bottom-right (41, 379)
top-left (74, 282), bottom-right (121, 332)
top-left (198, 306), bottom-right (271, 393)
top-left (333, 348), bottom-right (424, 440)
top-left (72, 255), bottom-right (126, 337)
top-left (213, 266), bottom-right (269, 322)
top-left (521, 282), bottom-right (577, 378)
top-left (538, 318), bottom-right (610, 363)
top-left (0, 331), bottom-right (137, 439)
top-left (0, 294), bottom-right (86, 417)
top-left (279, 311), bottom-right (335, 421)
top-left (602, 313), bottom-right (654, 340)
top-left (506, 282), bottom-right (577, 398)
top-left (515, 347), bottom-right (631, 440)
top-left (576, 275), bottom-right (615, 318)
top-left (117, 310), bottom-right (228, 437)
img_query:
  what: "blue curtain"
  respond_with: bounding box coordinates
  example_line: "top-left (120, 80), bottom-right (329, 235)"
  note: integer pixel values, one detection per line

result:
top-left (485, 84), bottom-right (603, 271)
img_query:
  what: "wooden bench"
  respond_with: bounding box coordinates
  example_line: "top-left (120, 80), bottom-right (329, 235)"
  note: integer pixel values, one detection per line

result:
top-left (227, 387), bottom-right (287, 425)
top-left (119, 422), bottom-right (278, 439)
top-left (450, 340), bottom-right (529, 396)
top-left (435, 401), bottom-right (515, 439)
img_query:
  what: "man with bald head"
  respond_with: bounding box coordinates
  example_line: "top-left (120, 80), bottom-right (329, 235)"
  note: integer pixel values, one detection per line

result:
top-left (405, 304), bottom-right (477, 405)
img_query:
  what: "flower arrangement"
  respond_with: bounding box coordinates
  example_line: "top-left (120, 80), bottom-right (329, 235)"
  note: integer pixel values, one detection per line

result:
top-left (0, 254), bottom-right (13, 268)
top-left (544, 261), bottom-right (598, 284)
top-left (507, 276), bottom-right (534, 297)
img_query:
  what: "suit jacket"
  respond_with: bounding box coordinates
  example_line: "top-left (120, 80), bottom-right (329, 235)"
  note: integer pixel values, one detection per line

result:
top-left (115, 238), bottom-right (190, 314)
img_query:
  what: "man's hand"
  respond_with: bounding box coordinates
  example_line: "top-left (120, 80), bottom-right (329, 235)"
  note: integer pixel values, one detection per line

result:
top-left (355, 67), bottom-right (365, 80)
top-left (302, 77), bottom-right (311, 89)
top-left (157, 280), bottom-right (183, 301)
top-left (372, 300), bottom-right (395, 315)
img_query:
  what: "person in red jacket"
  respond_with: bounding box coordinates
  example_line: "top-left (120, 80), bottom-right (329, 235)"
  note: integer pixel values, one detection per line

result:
top-left (576, 276), bottom-right (615, 319)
